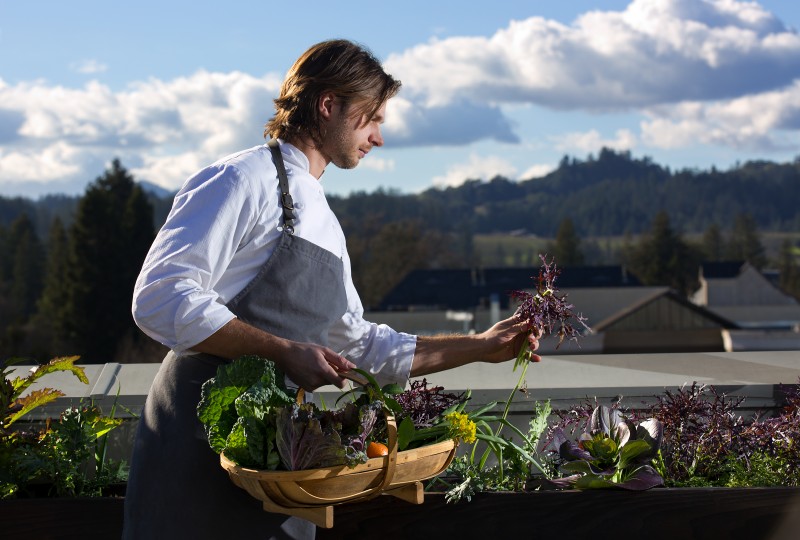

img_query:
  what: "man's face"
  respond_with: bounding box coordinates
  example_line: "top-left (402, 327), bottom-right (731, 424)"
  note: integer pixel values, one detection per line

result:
top-left (322, 99), bottom-right (386, 170)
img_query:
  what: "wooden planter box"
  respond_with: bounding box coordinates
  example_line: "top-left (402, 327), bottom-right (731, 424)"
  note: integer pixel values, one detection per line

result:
top-left (1, 487), bottom-right (798, 539)
top-left (317, 487), bottom-right (800, 540)
top-left (0, 497), bottom-right (125, 539)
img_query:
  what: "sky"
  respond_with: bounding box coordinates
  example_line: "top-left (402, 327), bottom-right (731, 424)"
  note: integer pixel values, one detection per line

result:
top-left (1, 0), bottom-right (799, 199)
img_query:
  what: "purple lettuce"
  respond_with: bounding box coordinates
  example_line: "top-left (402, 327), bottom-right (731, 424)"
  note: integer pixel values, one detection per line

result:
top-left (275, 401), bottom-right (381, 470)
top-left (546, 405), bottom-right (664, 490)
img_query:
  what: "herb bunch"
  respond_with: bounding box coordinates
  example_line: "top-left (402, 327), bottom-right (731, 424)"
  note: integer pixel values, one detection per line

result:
top-left (510, 254), bottom-right (590, 366)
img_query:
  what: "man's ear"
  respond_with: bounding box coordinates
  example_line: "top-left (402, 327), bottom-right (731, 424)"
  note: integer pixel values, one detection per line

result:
top-left (318, 92), bottom-right (336, 120)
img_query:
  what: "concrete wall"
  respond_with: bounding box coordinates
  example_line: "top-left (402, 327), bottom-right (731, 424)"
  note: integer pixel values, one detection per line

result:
top-left (9, 351), bottom-right (800, 466)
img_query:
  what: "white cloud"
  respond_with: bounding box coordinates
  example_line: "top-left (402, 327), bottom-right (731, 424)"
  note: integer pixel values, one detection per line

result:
top-left (519, 163), bottom-right (556, 180)
top-left (432, 154), bottom-right (518, 188)
top-left (71, 59), bottom-right (108, 74)
top-left (359, 156), bottom-right (395, 172)
top-left (0, 141), bottom-right (84, 182)
top-left (553, 129), bottom-right (638, 154)
top-left (641, 79), bottom-right (800, 150)
top-left (0, 71), bottom-right (282, 192)
top-left (2, 0), bottom-right (800, 196)
top-left (386, 0), bottom-right (800, 109)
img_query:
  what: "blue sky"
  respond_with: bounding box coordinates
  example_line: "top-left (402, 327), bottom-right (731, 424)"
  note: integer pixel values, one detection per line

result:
top-left (1, 0), bottom-right (799, 198)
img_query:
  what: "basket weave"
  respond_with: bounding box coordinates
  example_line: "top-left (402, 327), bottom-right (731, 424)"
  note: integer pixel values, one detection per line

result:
top-left (219, 395), bottom-right (457, 528)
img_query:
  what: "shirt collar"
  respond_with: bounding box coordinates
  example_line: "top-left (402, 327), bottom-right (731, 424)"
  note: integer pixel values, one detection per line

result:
top-left (276, 139), bottom-right (311, 173)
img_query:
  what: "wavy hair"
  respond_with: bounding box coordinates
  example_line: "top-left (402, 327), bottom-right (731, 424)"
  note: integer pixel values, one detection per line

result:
top-left (264, 39), bottom-right (401, 146)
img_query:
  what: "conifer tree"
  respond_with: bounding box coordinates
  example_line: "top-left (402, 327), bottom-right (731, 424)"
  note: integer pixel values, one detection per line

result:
top-left (7, 213), bottom-right (45, 321)
top-left (63, 159), bottom-right (155, 363)
top-left (34, 217), bottom-right (72, 351)
top-left (627, 211), bottom-right (699, 295)
top-left (549, 218), bottom-right (585, 266)
top-left (702, 223), bottom-right (724, 262)
top-left (778, 238), bottom-right (800, 300)
top-left (726, 213), bottom-right (767, 269)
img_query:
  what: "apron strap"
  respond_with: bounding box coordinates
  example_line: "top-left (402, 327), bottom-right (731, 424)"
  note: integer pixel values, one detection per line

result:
top-left (267, 138), bottom-right (295, 235)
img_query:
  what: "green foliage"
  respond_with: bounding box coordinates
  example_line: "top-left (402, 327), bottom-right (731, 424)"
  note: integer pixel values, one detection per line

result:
top-left (651, 381), bottom-right (800, 488)
top-left (196, 355), bottom-right (294, 461)
top-left (778, 238), bottom-right (800, 300)
top-left (1, 356), bottom-right (126, 498)
top-left (624, 211), bottom-right (702, 295)
top-left (548, 218), bottom-right (585, 266)
top-left (439, 398), bottom-right (554, 503)
top-left (726, 213), bottom-right (767, 269)
top-left (550, 406), bottom-right (664, 490)
top-left (63, 159), bottom-right (155, 363)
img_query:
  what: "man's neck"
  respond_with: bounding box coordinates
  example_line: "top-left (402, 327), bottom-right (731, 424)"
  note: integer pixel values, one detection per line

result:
top-left (284, 136), bottom-right (328, 179)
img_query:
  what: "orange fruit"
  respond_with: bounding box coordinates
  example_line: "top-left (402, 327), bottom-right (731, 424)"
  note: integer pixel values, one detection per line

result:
top-left (366, 441), bottom-right (389, 458)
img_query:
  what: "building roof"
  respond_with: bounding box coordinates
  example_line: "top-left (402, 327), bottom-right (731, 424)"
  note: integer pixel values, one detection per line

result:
top-left (377, 265), bottom-right (640, 311)
top-left (699, 260), bottom-right (747, 279)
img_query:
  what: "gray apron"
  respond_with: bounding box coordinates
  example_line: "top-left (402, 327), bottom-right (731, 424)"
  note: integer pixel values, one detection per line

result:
top-left (123, 140), bottom-right (348, 539)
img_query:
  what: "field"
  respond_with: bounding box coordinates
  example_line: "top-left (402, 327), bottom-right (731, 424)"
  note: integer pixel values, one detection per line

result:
top-left (473, 231), bottom-right (800, 268)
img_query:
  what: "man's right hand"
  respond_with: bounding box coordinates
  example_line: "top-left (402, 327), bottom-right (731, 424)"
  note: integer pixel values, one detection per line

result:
top-left (191, 318), bottom-right (356, 391)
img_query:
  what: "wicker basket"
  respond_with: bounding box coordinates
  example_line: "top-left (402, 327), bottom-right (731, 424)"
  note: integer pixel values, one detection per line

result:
top-left (219, 393), bottom-right (457, 528)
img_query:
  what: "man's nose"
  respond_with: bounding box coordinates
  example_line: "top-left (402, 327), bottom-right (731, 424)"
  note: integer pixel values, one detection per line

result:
top-left (370, 128), bottom-right (384, 147)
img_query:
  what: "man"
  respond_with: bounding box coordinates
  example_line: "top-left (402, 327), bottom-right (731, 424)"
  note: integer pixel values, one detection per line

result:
top-left (124, 39), bottom-right (539, 540)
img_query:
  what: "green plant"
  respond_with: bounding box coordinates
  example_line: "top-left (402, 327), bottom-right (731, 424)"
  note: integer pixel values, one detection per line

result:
top-left (1, 356), bottom-right (127, 498)
top-left (547, 405), bottom-right (664, 490)
top-left (440, 400), bottom-right (554, 503)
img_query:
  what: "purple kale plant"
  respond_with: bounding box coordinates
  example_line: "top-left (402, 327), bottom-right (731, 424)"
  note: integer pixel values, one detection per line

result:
top-left (510, 254), bottom-right (590, 364)
top-left (648, 382), bottom-right (746, 484)
top-left (651, 381), bottom-right (800, 487)
top-left (394, 378), bottom-right (464, 429)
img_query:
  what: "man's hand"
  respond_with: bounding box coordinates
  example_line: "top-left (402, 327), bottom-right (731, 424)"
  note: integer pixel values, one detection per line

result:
top-left (191, 318), bottom-right (356, 391)
top-left (480, 315), bottom-right (541, 364)
top-left (411, 313), bottom-right (541, 377)
top-left (278, 341), bottom-right (357, 391)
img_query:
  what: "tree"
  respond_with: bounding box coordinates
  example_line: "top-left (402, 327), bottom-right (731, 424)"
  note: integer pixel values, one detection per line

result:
top-left (62, 159), bottom-right (155, 363)
top-left (7, 213), bottom-right (45, 322)
top-left (32, 217), bottom-right (73, 354)
top-left (778, 238), bottom-right (800, 300)
top-left (726, 213), bottom-right (767, 269)
top-left (548, 218), bottom-right (585, 266)
top-left (702, 223), bottom-right (724, 262)
top-left (627, 211), bottom-right (700, 295)
top-left (353, 220), bottom-right (459, 309)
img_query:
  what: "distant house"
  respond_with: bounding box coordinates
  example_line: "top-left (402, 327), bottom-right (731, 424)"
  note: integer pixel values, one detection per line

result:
top-left (368, 266), bottom-right (741, 354)
top-left (690, 261), bottom-right (800, 351)
top-left (375, 265), bottom-right (640, 311)
top-left (691, 261), bottom-right (800, 330)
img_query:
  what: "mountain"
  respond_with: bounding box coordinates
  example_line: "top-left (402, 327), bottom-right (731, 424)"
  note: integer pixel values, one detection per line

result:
top-left (2, 148), bottom-right (799, 238)
top-left (137, 180), bottom-right (175, 199)
top-left (331, 148), bottom-right (800, 237)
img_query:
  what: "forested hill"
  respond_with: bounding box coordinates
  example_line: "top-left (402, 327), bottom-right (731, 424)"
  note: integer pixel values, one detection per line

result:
top-left (329, 148), bottom-right (800, 237)
top-left (2, 148), bottom-right (799, 237)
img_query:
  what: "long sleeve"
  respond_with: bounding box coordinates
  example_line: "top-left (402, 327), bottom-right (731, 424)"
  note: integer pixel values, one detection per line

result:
top-left (132, 154), bottom-right (278, 351)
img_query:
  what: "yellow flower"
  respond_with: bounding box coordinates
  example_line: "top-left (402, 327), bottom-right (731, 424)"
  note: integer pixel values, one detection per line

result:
top-left (445, 411), bottom-right (476, 444)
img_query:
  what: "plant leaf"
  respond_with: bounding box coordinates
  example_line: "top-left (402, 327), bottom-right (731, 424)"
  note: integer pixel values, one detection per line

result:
top-left (397, 416), bottom-right (416, 451)
top-left (616, 465), bottom-right (665, 490)
top-left (619, 439), bottom-right (653, 466)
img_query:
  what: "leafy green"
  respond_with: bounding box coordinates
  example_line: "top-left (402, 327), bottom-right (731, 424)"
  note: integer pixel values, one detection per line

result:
top-left (1, 357), bottom-right (126, 499)
top-left (196, 355), bottom-right (294, 462)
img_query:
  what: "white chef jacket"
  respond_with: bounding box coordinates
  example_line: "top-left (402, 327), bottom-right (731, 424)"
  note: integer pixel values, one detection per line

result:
top-left (131, 141), bottom-right (416, 386)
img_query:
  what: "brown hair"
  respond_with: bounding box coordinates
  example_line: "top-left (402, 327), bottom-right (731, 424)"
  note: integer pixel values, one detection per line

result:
top-left (264, 39), bottom-right (401, 146)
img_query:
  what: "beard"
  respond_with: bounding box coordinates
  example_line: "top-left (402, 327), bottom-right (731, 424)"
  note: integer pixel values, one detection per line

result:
top-left (323, 117), bottom-right (362, 170)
